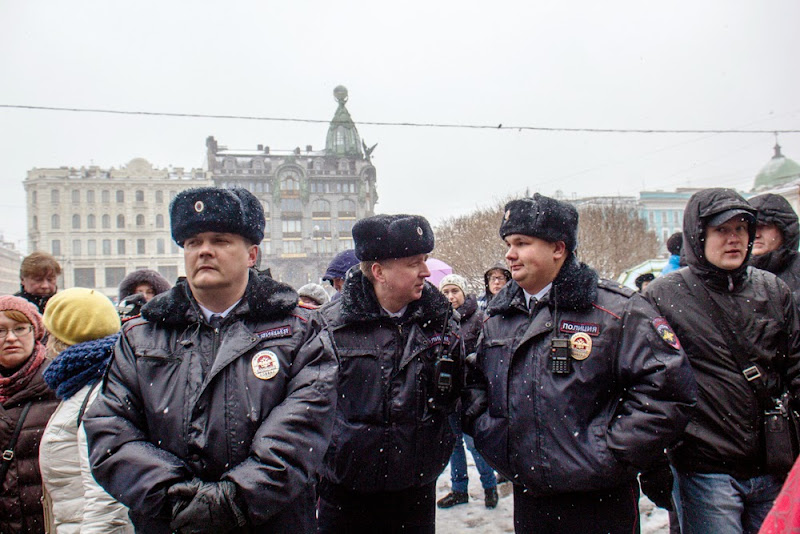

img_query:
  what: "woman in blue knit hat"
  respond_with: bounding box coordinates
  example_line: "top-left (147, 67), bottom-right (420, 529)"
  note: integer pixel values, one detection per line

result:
top-left (38, 288), bottom-right (131, 533)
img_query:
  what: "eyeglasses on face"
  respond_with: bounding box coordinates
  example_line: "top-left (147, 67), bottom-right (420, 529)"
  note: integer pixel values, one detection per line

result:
top-left (489, 276), bottom-right (508, 283)
top-left (0, 324), bottom-right (34, 339)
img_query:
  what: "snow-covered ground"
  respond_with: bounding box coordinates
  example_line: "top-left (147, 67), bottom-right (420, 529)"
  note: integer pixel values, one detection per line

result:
top-left (435, 460), bottom-right (669, 533)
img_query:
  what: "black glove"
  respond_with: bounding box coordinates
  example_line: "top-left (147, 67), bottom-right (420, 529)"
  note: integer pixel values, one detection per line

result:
top-left (639, 465), bottom-right (674, 511)
top-left (168, 479), bottom-right (246, 534)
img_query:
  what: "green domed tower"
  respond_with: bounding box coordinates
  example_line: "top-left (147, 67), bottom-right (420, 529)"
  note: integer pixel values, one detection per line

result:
top-left (754, 143), bottom-right (800, 191)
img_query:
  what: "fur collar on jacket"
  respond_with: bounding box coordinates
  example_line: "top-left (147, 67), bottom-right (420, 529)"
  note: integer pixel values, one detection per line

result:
top-left (141, 269), bottom-right (298, 327)
top-left (487, 256), bottom-right (598, 315)
top-left (339, 269), bottom-right (450, 325)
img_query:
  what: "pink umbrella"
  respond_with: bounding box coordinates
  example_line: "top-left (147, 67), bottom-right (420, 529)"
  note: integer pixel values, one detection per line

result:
top-left (425, 258), bottom-right (453, 288)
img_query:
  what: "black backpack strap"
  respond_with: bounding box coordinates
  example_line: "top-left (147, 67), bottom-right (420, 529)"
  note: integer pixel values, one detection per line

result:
top-left (0, 401), bottom-right (33, 484)
top-left (77, 380), bottom-right (101, 427)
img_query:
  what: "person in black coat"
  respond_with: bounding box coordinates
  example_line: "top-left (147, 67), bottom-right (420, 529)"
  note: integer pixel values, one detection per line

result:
top-left (84, 187), bottom-right (337, 534)
top-left (469, 194), bottom-right (696, 534)
top-left (317, 214), bottom-right (464, 534)
top-left (436, 274), bottom-right (497, 510)
top-left (750, 193), bottom-right (800, 302)
top-left (647, 188), bottom-right (800, 533)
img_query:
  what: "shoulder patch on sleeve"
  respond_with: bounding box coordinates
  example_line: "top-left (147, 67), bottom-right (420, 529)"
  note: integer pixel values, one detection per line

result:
top-left (652, 317), bottom-right (681, 350)
top-left (597, 279), bottom-right (636, 298)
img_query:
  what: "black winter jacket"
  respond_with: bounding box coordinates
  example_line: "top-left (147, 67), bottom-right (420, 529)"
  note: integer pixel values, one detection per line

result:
top-left (471, 257), bottom-right (696, 496)
top-left (84, 270), bottom-right (338, 533)
top-left (647, 188), bottom-right (800, 478)
top-left (750, 193), bottom-right (800, 302)
top-left (318, 270), bottom-right (463, 493)
top-left (456, 295), bottom-right (483, 356)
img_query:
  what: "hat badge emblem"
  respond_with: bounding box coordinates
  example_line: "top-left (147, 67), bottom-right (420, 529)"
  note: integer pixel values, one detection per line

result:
top-left (504, 210), bottom-right (511, 221)
top-left (194, 201), bottom-right (205, 213)
top-left (416, 226), bottom-right (423, 236)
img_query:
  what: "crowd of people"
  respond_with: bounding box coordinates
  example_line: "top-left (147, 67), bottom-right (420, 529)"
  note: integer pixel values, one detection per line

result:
top-left (2, 186), bottom-right (800, 533)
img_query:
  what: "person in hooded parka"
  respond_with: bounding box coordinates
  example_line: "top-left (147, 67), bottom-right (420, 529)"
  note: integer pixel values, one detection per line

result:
top-left (749, 193), bottom-right (800, 304)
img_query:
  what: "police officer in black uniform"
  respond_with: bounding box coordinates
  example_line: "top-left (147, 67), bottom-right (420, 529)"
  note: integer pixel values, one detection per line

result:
top-left (317, 214), bottom-right (463, 534)
top-left (469, 194), bottom-right (696, 533)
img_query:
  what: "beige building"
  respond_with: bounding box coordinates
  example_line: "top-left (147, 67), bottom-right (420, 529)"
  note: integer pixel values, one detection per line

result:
top-left (0, 238), bottom-right (24, 295)
top-left (25, 159), bottom-right (209, 297)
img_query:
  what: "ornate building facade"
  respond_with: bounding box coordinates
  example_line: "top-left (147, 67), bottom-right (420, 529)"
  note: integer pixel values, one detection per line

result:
top-left (25, 159), bottom-right (209, 297)
top-left (207, 86), bottom-right (378, 287)
top-left (24, 86), bottom-right (377, 296)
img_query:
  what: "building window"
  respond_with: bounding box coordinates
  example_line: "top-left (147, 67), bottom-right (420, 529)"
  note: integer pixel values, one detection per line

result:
top-left (87, 239), bottom-right (97, 256)
top-left (51, 214), bottom-right (60, 230)
top-left (338, 199), bottom-right (356, 218)
top-left (74, 267), bottom-right (95, 287)
top-left (51, 190), bottom-right (60, 203)
top-left (156, 190), bottom-right (164, 203)
top-left (52, 239), bottom-right (61, 256)
top-left (116, 190), bottom-right (124, 203)
top-left (87, 214), bottom-right (96, 229)
top-left (86, 190), bottom-right (95, 203)
top-left (280, 176), bottom-right (300, 191)
top-left (72, 214), bottom-right (81, 229)
top-left (72, 190), bottom-right (80, 203)
top-left (157, 238), bottom-right (165, 254)
top-left (136, 214), bottom-right (145, 227)
top-left (117, 239), bottom-right (126, 255)
top-left (156, 214), bottom-right (164, 228)
top-left (312, 239), bottom-right (333, 254)
top-left (338, 238), bottom-right (354, 251)
top-left (135, 190), bottom-right (144, 202)
top-left (102, 190), bottom-right (110, 203)
top-left (102, 239), bottom-right (111, 255)
top-left (261, 201), bottom-right (270, 218)
top-left (281, 218), bottom-right (303, 237)
top-left (102, 214), bottom-right (110, 229)
top-left (312, 220), bottom-right (331, 234)
top-left (312, 199), bottom-right (331, 217)
top-left (105, 267), bottom-right (126, 288)
top-left (72, 239), bottom-right (81, 256)
top-left (337, 219), bottom-right (354, 235)
top-left (283, 240), bottom-right (303, 254)
top-left (280, 198), bottom-right (303, 214)
top-left (117, 215), bottom-right (125, 229)
top-left (137, 239), bottom-right (146, 255)
top-left (157, 266), bottom-right (177, 282)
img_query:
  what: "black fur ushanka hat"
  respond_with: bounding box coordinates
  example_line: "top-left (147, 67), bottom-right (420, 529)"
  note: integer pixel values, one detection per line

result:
top-left (499, 193), bottom-right (579, 252)
top-left (353, 214), bottom-right (434, 261)
top-left (170, 187), bottom-right (265, 246)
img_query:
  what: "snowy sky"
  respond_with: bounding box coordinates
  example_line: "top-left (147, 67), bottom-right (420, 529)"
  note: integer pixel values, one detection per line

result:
top-left (1, 1), bottom-right (798, 252)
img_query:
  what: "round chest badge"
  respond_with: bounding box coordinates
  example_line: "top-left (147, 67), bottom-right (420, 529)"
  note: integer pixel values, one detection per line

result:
top-left (251, 350), bottom-right (279, 380)
top-left (194, 200), bottom-right (205, 213)
top-left (570, 332), bottom-right (592, 361)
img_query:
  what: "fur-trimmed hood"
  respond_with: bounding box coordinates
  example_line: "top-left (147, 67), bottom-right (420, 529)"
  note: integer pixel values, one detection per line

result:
top-left (337, 268), bottom-right (450, 325)
top-left (141, 269), bottom-right (299, 327)
top-left (118, 269), bottom-right (172, 301)
top-left (486, 256), bottom-right (598, 315)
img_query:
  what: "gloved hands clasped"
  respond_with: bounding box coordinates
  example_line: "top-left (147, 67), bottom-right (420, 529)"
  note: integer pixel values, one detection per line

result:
top-left (167, 478), bottom-right (246, 534)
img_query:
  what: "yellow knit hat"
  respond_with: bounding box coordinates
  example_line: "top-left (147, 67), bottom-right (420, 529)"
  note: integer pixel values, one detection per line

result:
top-left (43, 288), bottom-right (121, 346)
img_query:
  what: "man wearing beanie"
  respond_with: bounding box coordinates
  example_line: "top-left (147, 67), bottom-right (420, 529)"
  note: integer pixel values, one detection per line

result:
top-left (647, 188), bottom-right (800, 533)
top-left (317, 214), bottom-right (465, 533)
top-left (468, 193), bottom-right (696, 533)
top-left (84, 187), bottom-right (337, 534)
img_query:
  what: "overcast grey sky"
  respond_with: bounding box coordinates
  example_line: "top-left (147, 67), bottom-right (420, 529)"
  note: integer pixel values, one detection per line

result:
top-left (1, 1), bottom-right (798, 252)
